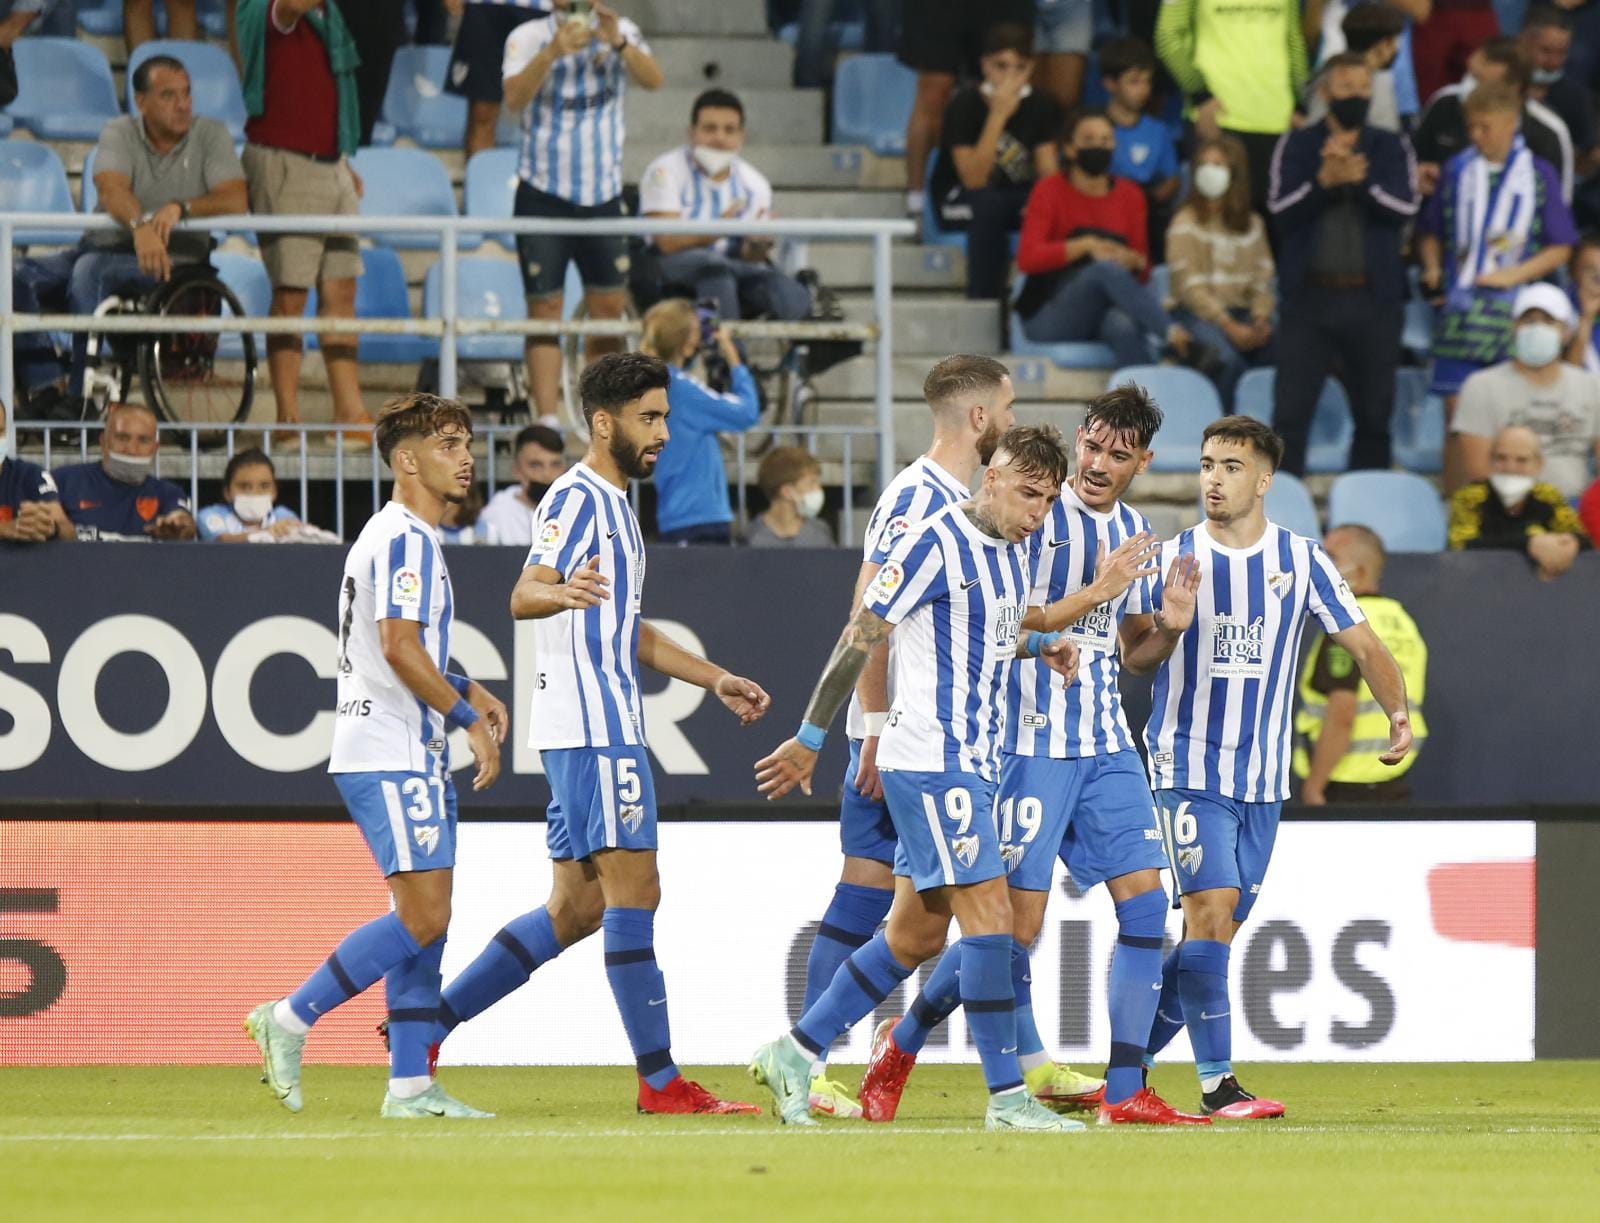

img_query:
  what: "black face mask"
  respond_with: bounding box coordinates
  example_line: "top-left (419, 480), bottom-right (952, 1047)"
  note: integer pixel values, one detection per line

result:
top-left (523, 479), bottom-right (552, 506)
top-left (1329, 95), bottom-right (1371, 130)
top-left (1073, 146), bottom-right (1113, 177)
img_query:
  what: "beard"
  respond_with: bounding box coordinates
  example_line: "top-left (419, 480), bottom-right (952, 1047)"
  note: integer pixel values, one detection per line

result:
top-left (976, 420), bottom-right (1005, 465)
top-left (610, 431), bottom-right (657, 481)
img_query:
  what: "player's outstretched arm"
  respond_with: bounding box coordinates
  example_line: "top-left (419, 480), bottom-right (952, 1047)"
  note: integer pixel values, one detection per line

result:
top-left (1121, 552), bottom-right (1202, 674)
top-left (637, 620), bottom-right (771, 724)
top-left (1330, 620), bottom-right (1413, 765)
top-left (1026, 532), bottom-right (1160, 634)
top-left (509, 557), bottom-right (611, 620)
top-left (378, 620), bottom-right (502, 790)
top-left (755, 605), bottom-right (893, 801)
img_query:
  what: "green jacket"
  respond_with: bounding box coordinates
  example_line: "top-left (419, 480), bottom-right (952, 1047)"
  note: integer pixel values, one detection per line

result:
top-left (236, 0), bottom-right (362, 157)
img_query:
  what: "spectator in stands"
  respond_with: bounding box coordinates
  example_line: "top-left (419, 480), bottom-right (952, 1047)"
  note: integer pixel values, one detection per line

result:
top-left (477, 423), bottom-right (566, 546)
top-left (1413, 36), bottom-right (1573, 200)
top-left (238, 0), bottom-right (373, 446)
top-left (1267, 53), bottom-right (1417, 476)
top-left (0, 406), bottom-right (74, 545)
top-left (1015, 109), bottom-right (1205, 368)
top-left (503, 1), bottom-right (663, 429)
top-left (1418, 84), bottom-right (1576, 423)
top-left (746, 445), bottom-right (834, 547)
top-left (445, 0), bottom-right (552, 158)
top-left (1410, 0), bottom-right (1499, 107)
top-left (1448, 423), bottom-right (1590, 579)
top-left (11, 56), bottom-right (247, 405)
top-left (897, 0), bottom-right (1037, 222)
top-left (0, 2), bottom-right (55, 51)
top-left (1564, 234), bottom-right (1600, 370)
top-left (197, 449), bottom-right (304, 542)
top-left (929, 22), bottom-right (1060, 302)
top-left (1522, 7), bottom-right (1594, 165)
top-left (640, 88), bottom-right (812, 322)
top-left (125, 0), bottom-right (197, 50)
top-left (1302, 3), bottom-right (1408, 133)
top-left (639, 299), bottom-right (760, 544)
top-left (1156, 0), bottom-right (1307, 219)
top-left (793, 0), bottom-right (897, 88)
top-left (1100, 36), bottom-right (1179, 260)
top-left (53, 402), bottom-right (196, 540)
top-left (1449, 284), bottom-right (1600, 499)
top-left (1165, 134), bottom-right (1276, 402)
top-left (1294, 524), bottom-right (1427, 804)
top-left (438, 481), bottom-right (486, 544)
top-left (1033, 0), bottom-right (1094, 113)
top-left (336, 0), bottom-right (404, 147)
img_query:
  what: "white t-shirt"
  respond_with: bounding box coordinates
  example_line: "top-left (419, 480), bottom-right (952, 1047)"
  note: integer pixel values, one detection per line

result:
top-left (477, 485), bottom-right (538, 547)
top-left (639, 146), bottom-right (775, 256)
top-left (1453, 361), bottom-right (1600, 499)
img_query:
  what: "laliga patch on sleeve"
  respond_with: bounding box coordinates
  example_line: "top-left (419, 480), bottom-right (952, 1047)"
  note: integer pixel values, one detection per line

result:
top-left (883, 515), bottom-right (911, 545)
top-left (868, 561), bottom-right (904, 603)
top-left (391, 566), bottom-right (423, 608)
top-left (539, 519), bottom-right (563, 549)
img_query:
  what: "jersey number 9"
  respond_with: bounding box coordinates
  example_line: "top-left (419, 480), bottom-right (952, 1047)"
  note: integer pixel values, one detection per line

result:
top-left (922, 787), bottom-right (973, 834)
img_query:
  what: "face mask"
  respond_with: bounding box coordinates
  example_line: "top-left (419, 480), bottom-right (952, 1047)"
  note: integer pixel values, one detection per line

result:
top-left (692, 145), bottom-right (736, 176)
top-left (524, 479), bottom-right (552, 506)
top-left (980, 80), bottom-right (1033, 100)
top-left (104, 450), bottom-right (153, 485)
top-left (1532, 67), bottom-right (1563, 86)
top-left (1194, 162), bottom-right (1231, 200)
top-left (1460, 72), bottom-right (1479, 94)
top-left (1489, 472), bottom-right (1536, 505)
top-left (1515, 322), bottom-right (1563, 368)
top-left (794, 487), bottom-right (824, 519)
top-left (1074, 146), bottom-right (1113, 177)
top-left (1328, 95), bottom-right (1371, 130)
top-left (232, 492), bottom-right (274, 524)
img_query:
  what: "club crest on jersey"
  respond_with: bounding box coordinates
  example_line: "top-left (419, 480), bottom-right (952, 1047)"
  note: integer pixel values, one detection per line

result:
top-left (413, 825), bottom-right (440, 856)
top-left (1000, 843), bottom-right (1025, 873)
top-left (1178, 844), bottom-right (1204, 875)
top-left (952, 835), bottom-right (981, 869)
top-left (993, 602), bottom-right (1021, 649)
top-left (1266, 570), bottom-right (1294, 598)
top-left (870, 561), bottom-right (904, 601)
top-left (620, 804), bottom-right (645, 835)
top-left (540, 520), bottom-right (563, 548)
top-left (391, 567), bottom-right (423, 608)
top-left (1210, 612), bottom-right (1266, 676)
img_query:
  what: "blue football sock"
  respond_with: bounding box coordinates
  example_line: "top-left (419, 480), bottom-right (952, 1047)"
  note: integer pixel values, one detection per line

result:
top-left (792, 931), bottom-right (914, 1057)
top-left (1143, 946), bottom-right (1185, 1066)
top-left (440, 907), bottom-right (563, 1033)
top-left (1176, 939), bottom-right (1232, 1084)
top-left (1106, 889), bottom-right (1168, 1103)
top-left (1010, 939), bottom-right (1046, 1063)
top-left (891, 942), bottom-right (961, 1054)
top-left (802, 882), bottom-right (892, 1058)
top-left (386, 937), bottom-right (445, 1080)
top-left (960, 934), bottom-right (1022, 1096)
top-left (602, 907), bottom-right (679, 1090)
top-left (287, 912), bottom-right (421, 1027)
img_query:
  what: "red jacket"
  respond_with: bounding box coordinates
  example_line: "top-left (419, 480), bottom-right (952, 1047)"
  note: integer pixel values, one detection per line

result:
top-left (1017, 173), bottom-right (1149, 278)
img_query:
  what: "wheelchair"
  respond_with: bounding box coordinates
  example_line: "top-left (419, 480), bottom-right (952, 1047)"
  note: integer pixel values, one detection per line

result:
top-left (81, 262), bottom-right (257, 427)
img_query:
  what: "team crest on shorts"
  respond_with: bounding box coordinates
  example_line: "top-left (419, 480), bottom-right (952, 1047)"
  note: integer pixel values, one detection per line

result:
top-left (620, 804), bottom-right (644, 835)
top-left (1178, 844), bottom-right (1204, 876)
top-left (952, 835), bottom-right (980, 869)
top-left (1000, 843), bottom-right (1025, 873)
top-left (413, 825), bottom-right (441, 856)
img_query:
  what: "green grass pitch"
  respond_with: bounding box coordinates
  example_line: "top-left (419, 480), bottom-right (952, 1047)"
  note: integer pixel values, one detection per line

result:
top-left (6, 1063), bottom-right (1599, 1221)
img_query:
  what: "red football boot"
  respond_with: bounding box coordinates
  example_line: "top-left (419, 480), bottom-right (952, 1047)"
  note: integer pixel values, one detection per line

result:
top-left (858, 1017), bottom-right (917, 1123)
top-left (1201, 1075), bottom-right (1285, 1119)
top-left (1096, 1087), bottom-right (1212, 1126)
top-left (637, 1075), bottom-right (762, 1115)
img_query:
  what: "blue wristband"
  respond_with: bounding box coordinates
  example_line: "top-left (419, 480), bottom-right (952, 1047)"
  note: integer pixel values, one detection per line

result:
top-left (1025, 630), bottom-right (1062, 658)
top-left (446, 672), bottom-right (473, 698)
top-left (796, 721), bottom-right (827, 751)
top-left (446, 698), bottom-right (479, 731)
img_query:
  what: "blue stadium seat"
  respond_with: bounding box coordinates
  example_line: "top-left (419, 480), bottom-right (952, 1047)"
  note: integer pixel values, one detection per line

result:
top-left (1402, 294), bottom-right (1436, 357)
top-left (1108, 364), bottom-right (1223, 471)
top-left (127, 40), bottom-right (248, 141)
top-left (348, 147), bottom-right (463, 249)
top-left (775, 21), bottom-right (865, 50)
top-left (921, 152), bottom-right (965, 251)
top-left (1392, 366), bottom-right (1446, 474)
top-left (79, 145), bottom-right (99, 212)
top-left (424, 256), bottom-right (526, 362)
top-left (1233, 367), bottom-right (1355, 473)
top-left (380, 45), bottom-right (467, 150)
top-left (0, 141), bottom-right (78, 246)
top-left (1149, 263), bottom-right (1171, 307)
top-left (464, 148), bottom-right (520, 249)
top-left (1327, 470), bottom-right (1447, 552)
top-left (80, 0), bottom-right (227, 36)
top-left (306, 247), bottom-right (440, 363)
top-left (1265, 471), bottom-right (1322, 538)
top-left (831, 54), bottom-right (915, 155)
top-left (10, 38), bottom-right (121, 141)
top-left (211, 253), bottom-right (271, 361)
top-left (1007, 290), bottom-right (1116, 368)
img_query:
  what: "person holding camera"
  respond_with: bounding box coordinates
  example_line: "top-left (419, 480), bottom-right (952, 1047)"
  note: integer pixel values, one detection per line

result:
top-left (638, 298), bottom-right (760, 545)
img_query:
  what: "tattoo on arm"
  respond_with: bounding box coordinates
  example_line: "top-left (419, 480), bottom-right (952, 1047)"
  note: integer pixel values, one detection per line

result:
top-left (803, 606), bottom-right (892, 728)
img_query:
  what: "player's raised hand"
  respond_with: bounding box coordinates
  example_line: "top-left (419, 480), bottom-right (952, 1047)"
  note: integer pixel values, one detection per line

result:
top-left (466, 720), bottom-right (501, 791)
top-left (557, 556), bottom-right (611, 609)
top-left (1156, 552), bottom-right (1202, 633)
top-left (1091, 532), bottom-right (1160, 602)
top-left (755, 739), bottom-right (817, 800)
top-left (715, 672), bottom-right (771, 725)
top-left (1379, 711), bottom-right (1413, 766)
top-left (1039, 637), bottom-right (1080, 688)
top-left (469, 682), bottom-right (511, 745)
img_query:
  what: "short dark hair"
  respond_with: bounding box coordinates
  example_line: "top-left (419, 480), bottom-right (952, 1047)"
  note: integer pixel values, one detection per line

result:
top-left (374, 392), bottom-right (474, 466)
top-left (923, 353), bottom-right (1011, 411)
top-left (1322, 50), bottom-right (1373, 77)
top-left (1203, 415), bottom-right (1285, 470)
top-left (1479, 34), bottom-right (1531, 94)
top-left (757, 445), bottom-right (820, 500)
top-left (1062, 106), bottom-right (1113, 144)
top-left (691, 87), bottom-right (744, 126)
top-left (1098, 36), bottom-right (1156, 81)
top-left (1084, 382), bottom-right (1164, 450)
top-left (982, 21), bottom-right (1034, 58)
top-left (1523, 4), bottom-right (1573, 35)
top-left (995, 424), bottom-right (1071, 488)
top-left (513, 423), bottom-right (564, 456)
top-left (222, 447), bottom-right (275, 488)
top-left (579, 352), bottom-right (672, 427)
top-left (133, 54), bottom-right (188, 94)
top-left (1342, 3), bottom-right (1405, 52)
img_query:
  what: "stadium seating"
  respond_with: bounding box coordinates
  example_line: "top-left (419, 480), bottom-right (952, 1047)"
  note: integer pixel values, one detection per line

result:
top-left (211, 252), bottom-right (271, 361)
top-left (78, 0), bottom-right (228, 37)
top-left (126, 40), bottom-right (248, 141)
top-left (1108, 364), bottom-right (1222, 470)
top-left (10, 38), bottom-right (121, 141)
top-left (79, 145), bottom-right (99, 212)
top-left (305, 247), bottom-right (440, 363)
top-left (348, 148), bottom-right (465, 250)
top-left (380, 45), bottom-right (467, 150)
top-left (0, 141), bottom-right (78, 247)
top-left (1402, 294), bottom-right (1436, 359)
top-left (1264, 471), bottom-right (1322, 538)
top-left (464, 148), bottom-right (520, 249)
top-left (424, 257), bottom-right (527, 362)
top-left (1233, 368), bottom-right (1355, 474)
top-left (1006, 282), bottom-right (1117, 368)
top-left (1392, 367), bottom-right (1446, 474)
top-left (830, 54), bottom-right (915, 155)
top-left (1327, 470), bottom-right (1448, 552)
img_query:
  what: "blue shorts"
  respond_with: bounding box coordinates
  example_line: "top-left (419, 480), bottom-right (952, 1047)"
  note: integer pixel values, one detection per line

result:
top-left (882, 770), bottom-right (1003, 892)
top-left (544, 745), bottom-right (658, 861)
top-left (335, 770), bottom-right (457, 876)
top-left (1155, 787), bottom-right (1282, 922)
top-left (840, 737), bottom-right (897, 864)
top-left (999, 751), bottom-right (1167, 892)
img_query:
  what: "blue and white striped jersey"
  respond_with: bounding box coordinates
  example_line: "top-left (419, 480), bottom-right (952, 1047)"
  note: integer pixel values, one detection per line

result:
top-left (863, 503), bottom-right (1033, 781)
top-left (1007, 485), bottom-right (1154, 759)
top-left (503, 14), bottom-right (651, 206)
top-left (524, 462), bottom-right (646, 750)
top-left (330, 502), bottom-right (454, 775)
top-left (638, 147), bottom-right (775, 256)
top-left (1145, 521), bottom-right (1366, 802)
top-left (845, 456), bottom-right (971, 739)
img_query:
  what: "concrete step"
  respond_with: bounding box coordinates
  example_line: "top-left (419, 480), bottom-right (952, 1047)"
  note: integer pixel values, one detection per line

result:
top-left (630, 87), bottom-right (822, 148)
top-left (631, 0), bottom-right (769, 37)
top-left (805, 242), bottom-right (965, 291)
top-left (772, 188), bottom-right (902, 220)
top-left (812, 353), bottom-right (1111, 401)
top-left (649, 36), bottom-right (795, 88)
top-left (837, 293), bottom-right (1000, 354)
top-left (621, 144), bottom-right (904, 191)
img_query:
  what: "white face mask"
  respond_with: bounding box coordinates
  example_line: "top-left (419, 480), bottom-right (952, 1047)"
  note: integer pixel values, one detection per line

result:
top-left (1514, 322), bottom-right (1563, 368)
top-left (232, 492), bottom-right (274, 524)
top-left (1489, 472), bottom-right (1536, 505)
top-left (1194, 162), bottom-right (1232, 200)
top-left (794, 487), bottom-right (824, 519)
top-left (692, 145), bottom-right (737, 177)
top-left (980, 80), bottom-right (1033, 100)
top-left (104, 450), bottom-right (153, 485)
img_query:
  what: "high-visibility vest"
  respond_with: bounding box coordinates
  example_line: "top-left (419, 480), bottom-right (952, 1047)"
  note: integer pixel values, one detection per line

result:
top-left (1293, 594), bottom-right (1428, 784)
